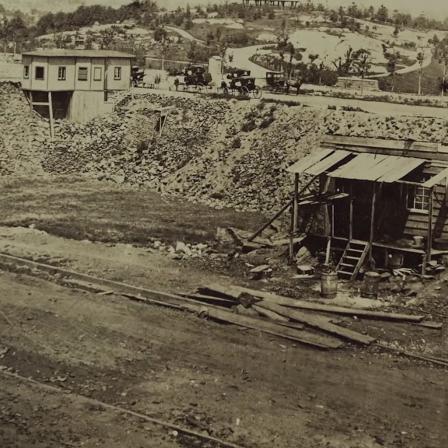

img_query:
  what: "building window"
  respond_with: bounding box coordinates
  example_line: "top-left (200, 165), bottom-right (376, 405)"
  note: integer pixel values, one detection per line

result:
top-left (35, 66), bottom-right (45, 80)
top-left (407, 186), bottom-right (430, 212)
top-left (93, 67), bottom-right (102, 81)
top-left (23, 65), bottom-right (29, 79)
top-left (78, 67), bottom-right (88, 81)
top-left (58, 66), bottom-right (66, 81)
top-left (114, 67), bottom-right (122, 80)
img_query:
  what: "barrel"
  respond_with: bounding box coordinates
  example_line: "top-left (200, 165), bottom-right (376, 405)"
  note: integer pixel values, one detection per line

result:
top-left (361, 271), bottom-right (381, 299)
top-left (320, 272), bottom-right (338, 299)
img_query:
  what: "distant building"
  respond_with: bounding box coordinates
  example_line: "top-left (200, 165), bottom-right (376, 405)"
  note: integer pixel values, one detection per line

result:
top-left (21, 49), bottom-right (134, 126)
top-left (335, 77), bottom-right (379, 93)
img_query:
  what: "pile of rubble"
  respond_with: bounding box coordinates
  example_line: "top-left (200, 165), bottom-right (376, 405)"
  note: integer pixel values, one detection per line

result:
top-left (0, 82), bottom-right (49, 175)
top-left (323, 111), bottom-right (448, 143)
top-left (4, 82), bottom-right (448, 213)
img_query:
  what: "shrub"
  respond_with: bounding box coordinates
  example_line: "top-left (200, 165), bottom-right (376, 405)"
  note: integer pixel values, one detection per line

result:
top-left (241, 119), bottom-right (257, 132)
top-left (231, 136), bottom-right (242, 148)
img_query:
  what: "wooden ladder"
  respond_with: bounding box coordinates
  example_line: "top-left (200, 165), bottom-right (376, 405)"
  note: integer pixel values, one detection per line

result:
top-left (337, 240), bottom-right (370, 280)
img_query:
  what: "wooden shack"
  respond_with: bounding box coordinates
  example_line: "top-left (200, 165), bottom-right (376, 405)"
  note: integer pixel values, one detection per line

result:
top-left (21, 49), bottom-right (134, 129)
top-left (288, 135), bottom-right (448, 278)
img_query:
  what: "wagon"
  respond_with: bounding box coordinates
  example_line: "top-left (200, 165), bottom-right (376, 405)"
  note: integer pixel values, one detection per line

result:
top-left (265, 71), bottom-right (288, 93)
top-left (222, 69), bottom-right (262, 99)
top-left (183, 65), bottom-right (212, 90)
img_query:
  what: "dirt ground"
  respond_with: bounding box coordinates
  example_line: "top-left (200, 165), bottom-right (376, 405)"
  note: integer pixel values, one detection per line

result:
top-left (1, 177), bottom-right (448, 448)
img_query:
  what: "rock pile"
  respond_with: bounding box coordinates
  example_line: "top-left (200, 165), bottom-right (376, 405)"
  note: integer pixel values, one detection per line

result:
top-left (0, 82), bottom-right (49, 175)
top-left (4, 82), bottom-right (448, 214)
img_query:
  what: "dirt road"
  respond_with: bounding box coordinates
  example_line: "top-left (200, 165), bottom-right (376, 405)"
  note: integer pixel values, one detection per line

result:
top-left (1, 268), bottom-right (447, 448)
top-left (0, 176), bottom-right (447, 447)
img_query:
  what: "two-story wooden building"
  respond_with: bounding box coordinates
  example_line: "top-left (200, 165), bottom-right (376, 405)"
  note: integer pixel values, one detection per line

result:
top-left (287, 135), bottom-right (448, 278)
top-left (21, 49), bottom-right (134, 129)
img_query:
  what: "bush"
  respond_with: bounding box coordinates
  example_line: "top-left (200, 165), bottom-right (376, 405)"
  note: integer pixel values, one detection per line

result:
top-left (231, 136), bottom-right (242, 148)
top-left (241, 119), bottom-right (257, 132)
top-left (259, 116), bottom-right (275, 129)
top-left (320, 70), bottom-right (338, 86)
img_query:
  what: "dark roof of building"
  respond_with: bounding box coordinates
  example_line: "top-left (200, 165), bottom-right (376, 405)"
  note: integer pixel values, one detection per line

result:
top-left (22, 49), bottom-right (135, 59)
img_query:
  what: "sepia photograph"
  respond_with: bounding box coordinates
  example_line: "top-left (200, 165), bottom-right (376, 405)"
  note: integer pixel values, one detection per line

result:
top-left (1, 0), bottom-right (448, 447)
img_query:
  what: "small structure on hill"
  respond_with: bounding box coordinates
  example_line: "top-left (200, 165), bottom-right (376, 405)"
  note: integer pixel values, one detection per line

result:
top-left (21, 49), bottom-right (134, 131)
top-left (286, 135), bottom-right (448, 278)
top-left (335, 77), bottom-right (379, 93)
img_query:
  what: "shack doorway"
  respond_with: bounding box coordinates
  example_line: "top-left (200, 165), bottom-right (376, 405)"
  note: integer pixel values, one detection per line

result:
top-left (333, 179), bottom-right (373, 240)
top-left (333, 179), bottom-right (409, 243)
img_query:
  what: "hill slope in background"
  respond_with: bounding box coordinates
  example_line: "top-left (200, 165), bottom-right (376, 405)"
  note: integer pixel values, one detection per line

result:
top-left (1, 0), bottom-right (447, 18)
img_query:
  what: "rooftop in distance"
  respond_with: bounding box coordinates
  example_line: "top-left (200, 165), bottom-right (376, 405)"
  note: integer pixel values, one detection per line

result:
top-left (22, 49), bottom-right (135, 59)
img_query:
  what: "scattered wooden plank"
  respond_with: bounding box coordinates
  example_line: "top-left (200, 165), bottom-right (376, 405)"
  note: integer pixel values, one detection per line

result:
top-left (417, 321), bottom-right (443, 330)
top-left (278, 321), bottom-right (305, 331)
top-left (270, 235), bottom-right (306, 247)
top-left (181, 293), bottom-right (236, 308)
top-left (227, 227), bottom-right (272, 247)
top-left (0, 253), bottom-right (342, 350)
top-left (205, 307), bottom-right (343, 349)
top-left (236, 286), bottom-right (425, 323)
top-left (253, 305), bottom-right (289, 322)
top-left (197, 284), bottom-right (246, 300)
top-left (257, 301), bottom-right (376, 345)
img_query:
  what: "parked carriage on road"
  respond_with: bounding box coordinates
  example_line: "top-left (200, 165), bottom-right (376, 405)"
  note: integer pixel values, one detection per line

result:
top-left (221, 68), bottom-right (262, 99)
top-left (183, 64), bottom-right (212, 90)
top-left (265, 71), bottom-right (288, 93)
top-left (265, 71), bottom-right (304, 95)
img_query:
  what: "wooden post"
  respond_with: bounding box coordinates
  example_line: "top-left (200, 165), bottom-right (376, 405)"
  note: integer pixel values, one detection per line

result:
top-left (325, 203), bottom-right (334, 265)
top-left (48, 91), bottom-right (55, 140)
top-left (289, 173), bottom-right (300, 262)
top-left (425, 187), bottom-right (434, 274)
top-left (369, 183), bottom-right (377, 265)
top-left (349, 183), bottom-right (354, 241)
top-left (29, 91), bottom-right (33, 113)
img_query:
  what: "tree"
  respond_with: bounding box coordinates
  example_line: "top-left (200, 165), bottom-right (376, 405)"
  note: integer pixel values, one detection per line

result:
top-left (436, 37), bottom-right (448, 96)
top-left (352, 49), bottom-right (371, 79)
top-left (393, 25), bottom-right (399, 38)
top-left (383, 47), bottom-right (400, 91)
top-left (154, 26), bottom-right (168, 43)
top-left (376, 5), bottom-right (389, 23)
top-left (416, 51), bottom-right (425, 95)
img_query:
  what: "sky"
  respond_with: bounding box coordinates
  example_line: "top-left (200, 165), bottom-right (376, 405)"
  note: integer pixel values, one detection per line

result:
top-left (1, 0), bottom-right (447, 19)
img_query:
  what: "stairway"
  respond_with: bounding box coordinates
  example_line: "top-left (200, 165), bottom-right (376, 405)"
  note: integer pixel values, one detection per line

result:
top-left (337, 240), bottom-right (370, 280)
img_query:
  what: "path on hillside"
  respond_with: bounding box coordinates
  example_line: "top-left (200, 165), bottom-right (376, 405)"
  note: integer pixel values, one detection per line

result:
top-left (227, 45), bottom-right (270, 80)
top-left (231, 44), bottom-right (433, 81)
top-left (165, 26), bottom-right (205, 44)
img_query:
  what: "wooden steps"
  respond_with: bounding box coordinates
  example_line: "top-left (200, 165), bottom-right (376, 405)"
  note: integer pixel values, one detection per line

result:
top-left (337, 240), bottom-right (370, 280)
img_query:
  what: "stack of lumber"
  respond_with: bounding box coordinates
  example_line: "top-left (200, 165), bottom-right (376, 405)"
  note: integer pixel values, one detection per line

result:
top-left (180, 283), bottom-right (432, 350)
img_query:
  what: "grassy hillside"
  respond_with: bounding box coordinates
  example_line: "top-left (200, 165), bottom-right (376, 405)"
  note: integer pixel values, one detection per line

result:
top-left (379, 59), bottom-right (445, 96)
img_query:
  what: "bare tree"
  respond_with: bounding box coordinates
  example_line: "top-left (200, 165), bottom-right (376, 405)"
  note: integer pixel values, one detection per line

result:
top-left (416, 51), bottom-right (425, 95)
top-left (435, 37), bottom-right (448, 96)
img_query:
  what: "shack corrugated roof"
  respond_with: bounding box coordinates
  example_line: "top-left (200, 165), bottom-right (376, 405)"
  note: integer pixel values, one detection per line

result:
top-left (22, 49), bottom-right (135, 59)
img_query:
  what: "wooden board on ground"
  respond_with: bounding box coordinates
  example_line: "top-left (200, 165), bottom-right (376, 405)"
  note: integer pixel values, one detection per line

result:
top-left (256, 301), bottom-right (376, 345)
top-left (182, 293), bottom-right (236, 307)
top-left (236, 286), bottom-right (425, 323)
top-left (205, 307), bottom-right (343, 349)
top-left (253, 304), bottom-right (290, 322)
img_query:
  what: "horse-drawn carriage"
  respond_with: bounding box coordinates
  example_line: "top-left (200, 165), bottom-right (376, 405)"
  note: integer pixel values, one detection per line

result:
top-left (221, 68), bottom-right (262, 99)
top-left (265, 71), bottom-right (303, 95)
top-left (183, 65), bottom-right (212, 88)
top-left (131, 66), bottom-right (145, 87)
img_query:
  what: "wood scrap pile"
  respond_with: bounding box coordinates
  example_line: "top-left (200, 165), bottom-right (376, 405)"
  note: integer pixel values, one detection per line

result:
top-left (225, 227), bottom-right (306, 253)
top-left (180, 283), bottom-right (435, 351)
